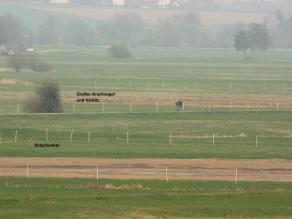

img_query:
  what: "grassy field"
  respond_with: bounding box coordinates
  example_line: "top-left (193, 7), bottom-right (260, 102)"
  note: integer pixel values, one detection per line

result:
top-left (0, 177), bottom-right (292, 219)
top-left (0, 111), bottom-right (292, 158)
top-left (1, 48), bottom-right (292, 159)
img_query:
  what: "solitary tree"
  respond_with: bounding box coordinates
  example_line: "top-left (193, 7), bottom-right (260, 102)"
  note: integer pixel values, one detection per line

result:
top-left (25, 81), bottom-right (63, 113)
top-left (234, 23), bottom-right (270, 57)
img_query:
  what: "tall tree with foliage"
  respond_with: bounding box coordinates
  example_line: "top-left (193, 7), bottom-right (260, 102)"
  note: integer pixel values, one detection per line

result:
top-left (234, 23), bottom-right (270, 56)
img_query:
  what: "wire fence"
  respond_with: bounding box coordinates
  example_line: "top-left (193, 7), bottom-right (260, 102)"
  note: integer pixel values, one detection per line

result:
top-left (1, 101), bottom-right (292, 115)
top-left (1, 164), bottom-right (292, 182)
top-left (1, 128), bottom-right (292, 148)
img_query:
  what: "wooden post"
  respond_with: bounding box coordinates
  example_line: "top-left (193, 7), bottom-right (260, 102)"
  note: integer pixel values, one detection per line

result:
top-left (165, 167), bottom-right (169, 183)
top-left (127, 132), bottom-right (129, 144)
top-left (14, 129), bottom-right (18, 143)
top-left (235, 168), bottom-right (238, 185)
top-left (26, 164), bottom-right (29, 178)
top-left (88, 131), bottom-right (91, 143)
top-left (45, 128), bottom-right (48, 142)
top-left (130, 103), bottom-right (132, 113)
top-left (96, 164), bottom-right (99, 181)
top-left (129, 80), bottom-right (132, 88)
top-left (69, 130), bottom-right (74, 142)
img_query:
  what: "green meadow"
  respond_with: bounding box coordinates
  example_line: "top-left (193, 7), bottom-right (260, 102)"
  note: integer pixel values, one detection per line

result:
top-left (0, 177), bottom-right (292, 219)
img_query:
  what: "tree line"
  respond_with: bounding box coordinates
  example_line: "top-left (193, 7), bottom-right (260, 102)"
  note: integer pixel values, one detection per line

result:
top-left (0, 11), bottom-right (292, 52)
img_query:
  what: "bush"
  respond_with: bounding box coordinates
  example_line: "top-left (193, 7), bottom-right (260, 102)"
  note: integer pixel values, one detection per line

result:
top-left (7, 53), bottom-right (26, 72)
top-left (108, 44), bottom-right (132, 58)
top-left (27, 54), bottom-right (52, 72)
top-left (25, 81), bottom-right (63, 113)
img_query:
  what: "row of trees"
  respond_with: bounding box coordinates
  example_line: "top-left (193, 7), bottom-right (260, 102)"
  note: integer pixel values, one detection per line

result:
top-left (2, 11), bottom-right (292, 52)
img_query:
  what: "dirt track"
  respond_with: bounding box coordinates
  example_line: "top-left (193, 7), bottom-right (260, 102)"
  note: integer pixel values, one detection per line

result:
top-left (1, 157), bottom-right (292, 182)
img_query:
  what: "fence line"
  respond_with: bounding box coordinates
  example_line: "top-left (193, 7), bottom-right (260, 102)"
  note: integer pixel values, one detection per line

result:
top-left (1, 129), bottom-right (292, 148)
top-left (6, 101), bottom-right (292, 115)
top-left (1, 164), bottom-right (292, 182)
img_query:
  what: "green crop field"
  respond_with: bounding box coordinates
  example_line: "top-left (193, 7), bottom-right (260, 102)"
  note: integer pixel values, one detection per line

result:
top-left (0, 177), bottom-right (292, 219)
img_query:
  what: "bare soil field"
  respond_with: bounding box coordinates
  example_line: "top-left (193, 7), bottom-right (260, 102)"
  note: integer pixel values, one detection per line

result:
top-left (1, 157), bottom-right (292, 182)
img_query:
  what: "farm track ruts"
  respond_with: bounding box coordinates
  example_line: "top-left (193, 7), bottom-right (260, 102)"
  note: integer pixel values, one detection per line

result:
top-left (1, 157), bottom-right (292, 182)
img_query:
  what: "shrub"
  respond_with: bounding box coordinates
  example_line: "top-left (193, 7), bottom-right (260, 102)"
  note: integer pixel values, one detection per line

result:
top-left (108, 44), bottom-right (132, 58)
top-left (25, 81), bottom-right (63, 113)
top-left (7, 53), bottom-right (26, 72)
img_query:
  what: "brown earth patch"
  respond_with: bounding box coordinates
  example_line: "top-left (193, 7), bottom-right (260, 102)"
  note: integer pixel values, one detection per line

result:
top-left (1, 157), bottom-right (292, 182)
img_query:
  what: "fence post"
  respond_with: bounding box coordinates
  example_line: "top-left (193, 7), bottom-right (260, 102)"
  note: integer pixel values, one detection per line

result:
top-left (45, 128), bottom-right (48, 142)
top-left (26, 164), bottom-right (29, 178)
top-left (96, 164), bottom-right (99, 181)
top-left (127, 132), bottom-right (129, 144)
top-left (14, 129), bottom-right (18, 143)
top-left (69, 130), bottom-right (74, 142)
top-left (212, 133), bottom-right (215, 146)
top-left (165, 167), bottom-right (169, 183)
top-left (235, 168), bottom-right (238, 184)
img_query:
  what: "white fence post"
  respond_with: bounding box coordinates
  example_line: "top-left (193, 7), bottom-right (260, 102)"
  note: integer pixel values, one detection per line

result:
top-left (130, 103), bottom-right (132, 113)
top-left (26, 164), bottom-right (29, 178)
top-left (70, 130), bottom-right (74, 142)
top-left (45, 128), bottom-right (48, 142)
top-left (14, 129), bottom-right (18, 143)
top-left (212, 133), bottom-right (215, 146)
top-left (96, 164), bottom-right (99, 181)
top-left (129, 80), bottom-right (132, 88)
top-left (127, 132), bottom-right (129, 144)
top-left (165, 167), bottom-right (169, 183)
